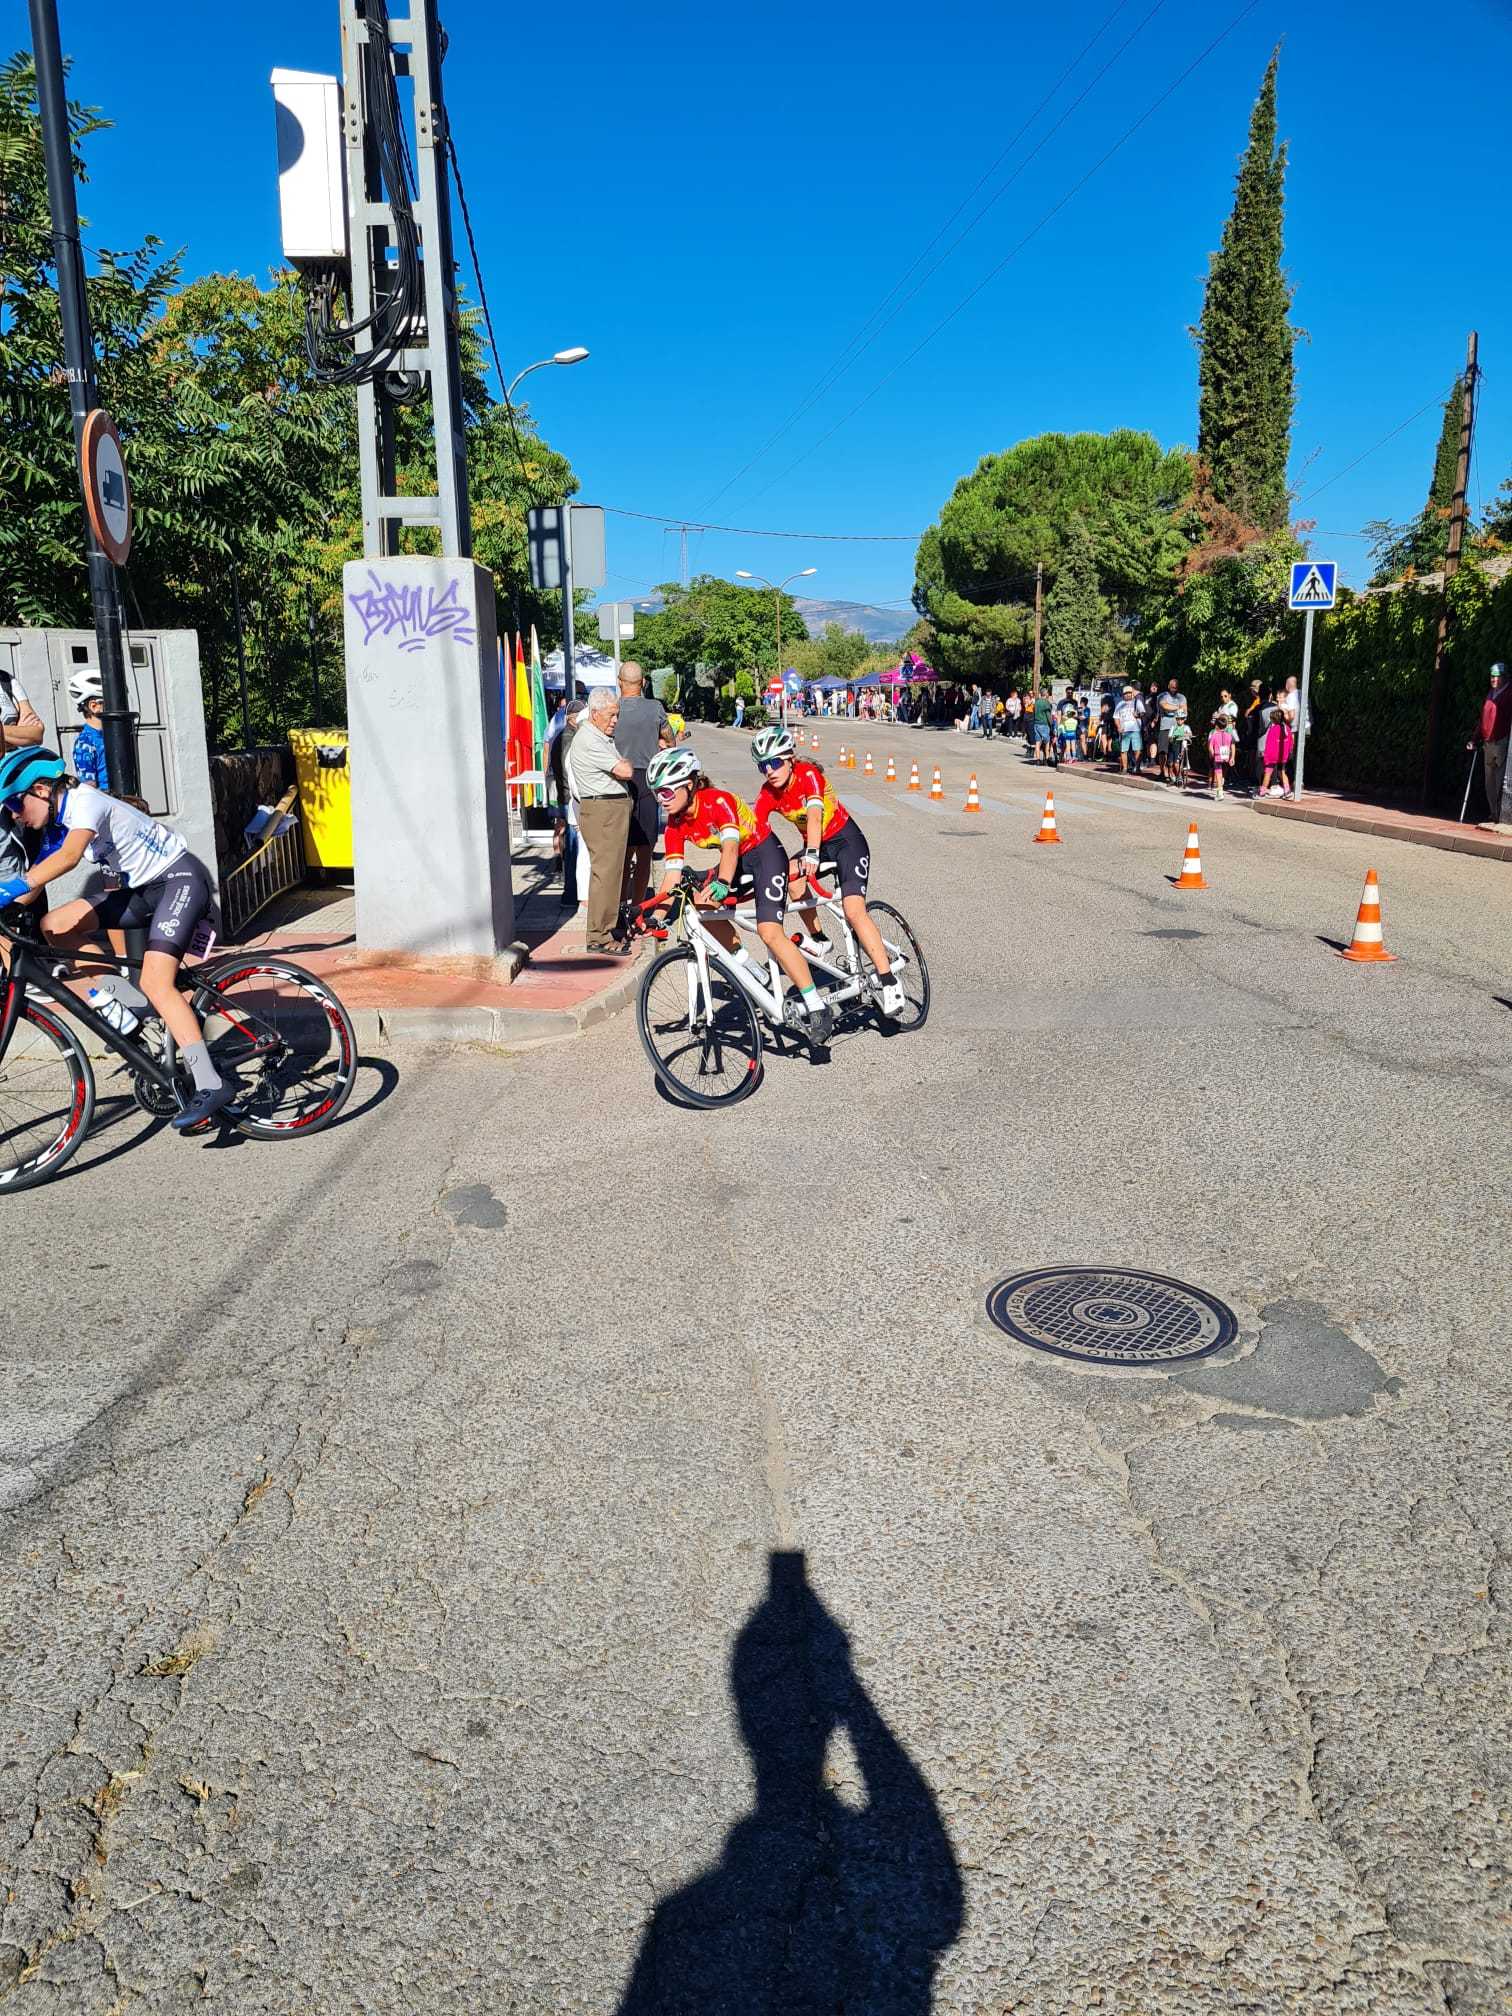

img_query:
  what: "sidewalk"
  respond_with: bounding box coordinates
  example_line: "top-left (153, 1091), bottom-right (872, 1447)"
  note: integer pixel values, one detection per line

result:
top-left (228, 835), bottom-right (648, 1048)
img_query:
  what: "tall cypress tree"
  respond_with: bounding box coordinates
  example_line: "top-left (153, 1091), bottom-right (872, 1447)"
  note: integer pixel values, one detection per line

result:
top-left (1194, 51), bottom-right (1296, 530)
top-left (1366, 378), bottom-right (1465, 582)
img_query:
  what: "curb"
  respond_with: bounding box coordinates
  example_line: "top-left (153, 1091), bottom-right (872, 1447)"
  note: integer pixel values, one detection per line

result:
top-left (1253, 797), bottom-right (1512, 861)
top-left (349, 952), bottom-right (646, 1051)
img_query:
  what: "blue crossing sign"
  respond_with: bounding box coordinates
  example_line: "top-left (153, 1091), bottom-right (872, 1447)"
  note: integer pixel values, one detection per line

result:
top-left (1289, 560), bottom-right (1337, 610)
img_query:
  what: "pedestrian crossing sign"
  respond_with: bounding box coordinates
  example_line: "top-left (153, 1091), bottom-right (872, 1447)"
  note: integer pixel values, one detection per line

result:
top-left (1289, 560), bottom-right (1338, 610)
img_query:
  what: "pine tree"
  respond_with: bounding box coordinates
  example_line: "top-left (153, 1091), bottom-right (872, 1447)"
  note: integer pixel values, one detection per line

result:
top-left (1194, 50), bottom-right (1296, 531)
top-left (1043, 517), bottom-right (1107, 685)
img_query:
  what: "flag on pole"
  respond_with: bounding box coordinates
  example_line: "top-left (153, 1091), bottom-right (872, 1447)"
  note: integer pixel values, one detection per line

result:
top-left (510, 628), bottom-right (534, 795)
top-left (529, 625), bottom-right (548, 787)
top-left (500, 633), bottom-right (514, 772)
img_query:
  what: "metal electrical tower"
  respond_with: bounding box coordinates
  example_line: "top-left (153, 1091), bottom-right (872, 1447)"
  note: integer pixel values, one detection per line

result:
top-left (335, 0), bottom-right (471, 559)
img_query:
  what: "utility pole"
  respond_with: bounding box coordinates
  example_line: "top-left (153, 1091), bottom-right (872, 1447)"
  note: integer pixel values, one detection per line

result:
top-left (560, 509), bottom-right (576, 695)
top-left (1422, 330), bottom-right (1478, 805)
top-left (1031, 560), bottom-right (1044, 698)
top-left (28, 0), bottom-right (138, 795)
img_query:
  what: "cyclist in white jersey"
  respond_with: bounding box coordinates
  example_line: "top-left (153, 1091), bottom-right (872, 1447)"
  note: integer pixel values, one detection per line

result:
top-left (0, 748), bottom-right (234, 1128)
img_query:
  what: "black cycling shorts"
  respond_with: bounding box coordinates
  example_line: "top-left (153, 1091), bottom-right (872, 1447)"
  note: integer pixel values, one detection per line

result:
top-left (817, 818), bottom-right (871, 902)
top-left (745, 832), bottom-right (795, 926)
top-left (93, 857), bottom-right (213, 958)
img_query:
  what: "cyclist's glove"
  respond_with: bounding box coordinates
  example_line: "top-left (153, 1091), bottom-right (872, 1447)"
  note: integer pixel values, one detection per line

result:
top-left (0, 875), bottom-right (30, 905)
top-left (801, 852), bottom-right (821, 873)
top-left (706, 878), bottom-right (731, 902)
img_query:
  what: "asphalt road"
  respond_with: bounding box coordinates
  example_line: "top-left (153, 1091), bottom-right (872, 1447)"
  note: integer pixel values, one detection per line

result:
top-left (3, 722), bottom-right (1509, 2015)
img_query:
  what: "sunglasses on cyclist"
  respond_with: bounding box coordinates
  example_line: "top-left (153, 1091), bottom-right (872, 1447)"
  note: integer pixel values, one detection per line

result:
top-left (756, 756), bottom-right (789, 773)
top-left (654, 785), bottom-right (685, 804)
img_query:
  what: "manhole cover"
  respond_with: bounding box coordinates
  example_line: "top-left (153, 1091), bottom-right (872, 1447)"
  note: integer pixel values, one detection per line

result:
top-left (1144, 928), bottom-right (1204, 940)
top-left (985, 1267), bottom-right (1237, 1367)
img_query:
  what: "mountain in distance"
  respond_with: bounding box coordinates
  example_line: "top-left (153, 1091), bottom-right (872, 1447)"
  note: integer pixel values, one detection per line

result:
top-left (792, 597), bottom-right (909, 645)
top-left (601, 592), bottom-right (910, 648)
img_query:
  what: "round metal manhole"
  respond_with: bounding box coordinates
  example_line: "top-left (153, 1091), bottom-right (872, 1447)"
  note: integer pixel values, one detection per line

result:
top-left (985, 1267), bottom-right (1237, 1367)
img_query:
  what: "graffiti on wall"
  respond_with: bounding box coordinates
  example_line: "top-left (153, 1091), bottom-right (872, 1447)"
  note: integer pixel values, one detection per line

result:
top-left (346, 570), bottom-right (476, 655)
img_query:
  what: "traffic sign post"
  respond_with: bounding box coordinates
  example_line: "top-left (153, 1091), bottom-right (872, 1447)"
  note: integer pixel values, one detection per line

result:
top-left (81, 409), bottom-right (132, 565)
top-left (1288, 561), bottom-right (1337, 800)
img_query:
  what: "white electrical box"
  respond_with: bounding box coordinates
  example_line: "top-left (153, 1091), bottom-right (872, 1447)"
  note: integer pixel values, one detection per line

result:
top-left (272, 68), bottom-right (347, 265)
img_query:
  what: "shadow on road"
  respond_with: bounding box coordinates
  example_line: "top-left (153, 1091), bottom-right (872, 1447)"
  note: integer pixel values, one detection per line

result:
top-left (617, 1550), bottom-right (962, 2013)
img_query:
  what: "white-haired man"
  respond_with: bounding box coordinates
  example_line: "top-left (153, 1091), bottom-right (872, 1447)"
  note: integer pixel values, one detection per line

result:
top-left (566, 687), bottom-right (634, 954)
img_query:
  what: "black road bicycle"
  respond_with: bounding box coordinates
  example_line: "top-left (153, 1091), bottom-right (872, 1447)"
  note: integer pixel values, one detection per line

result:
top-left (0, 907), bottom-right (358, 1193)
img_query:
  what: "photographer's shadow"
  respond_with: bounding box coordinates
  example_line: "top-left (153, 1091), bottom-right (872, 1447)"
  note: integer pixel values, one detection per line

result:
top-left (618, 1550), bottom-right (963, 2013)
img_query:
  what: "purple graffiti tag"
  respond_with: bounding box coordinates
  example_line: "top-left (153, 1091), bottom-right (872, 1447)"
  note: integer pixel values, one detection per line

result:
top-left (347, 571), bottom-right (477, 655)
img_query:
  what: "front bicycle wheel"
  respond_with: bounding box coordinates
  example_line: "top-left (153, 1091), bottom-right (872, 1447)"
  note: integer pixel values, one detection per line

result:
top-left (188, 958), bottom-right (358, 1139)
top-left (863, 900), bottom-right (931, 1032)
top-left (637, 946), bottom-right (763, 1108)
top-left (0, 1000), bottom-right (95, 1193)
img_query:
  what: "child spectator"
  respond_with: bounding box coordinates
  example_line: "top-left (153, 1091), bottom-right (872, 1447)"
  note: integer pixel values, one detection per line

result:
top-left (1057, 695), bottom-right (1079, 763)
top-left (1207, 711), bottom-right (1236, 802)
top-left (1259, 703), bottom-right (1295, 797)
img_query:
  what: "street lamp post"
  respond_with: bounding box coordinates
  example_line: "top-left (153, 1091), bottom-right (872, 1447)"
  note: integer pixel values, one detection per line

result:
top-left (504, 346), bottom-right (589, 406)
top-left (736, 567), bottom-right (816, 726)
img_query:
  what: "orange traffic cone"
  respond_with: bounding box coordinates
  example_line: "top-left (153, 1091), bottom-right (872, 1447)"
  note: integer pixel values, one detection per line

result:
top-left (810, 732), bottom-right (820, 752)
top-left (929, 767), bottom-right (945, 800)
top-left (1338, 868), bottom-right (1397, 962)
top-left (846, 746), bottom-right (856, 770)
top-left (864, 751), bottom-right (875, 776)
top-left (963, 773), bottom-right (982, 813)
top-left (885, 755), bottom-right (897, 782)
top-left (907, 762), bottom-right (921, 792)
top-left (1033, 791), bottom-right (1062, 844)
top-left (1172, 821), bottom-right (1206, 889)
top-left (836, 743), bottom-right (847, 769)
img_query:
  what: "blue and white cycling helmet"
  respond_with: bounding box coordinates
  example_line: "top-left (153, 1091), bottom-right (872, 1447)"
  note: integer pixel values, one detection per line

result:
top-left (646, 745), bottom-right (700, 794)
top-left (750, 725), bottom-right (796, 764)
top-left (0, 746), bottom-right (66, 807)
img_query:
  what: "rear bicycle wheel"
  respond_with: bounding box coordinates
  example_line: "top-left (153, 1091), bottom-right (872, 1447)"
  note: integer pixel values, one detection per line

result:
top-left (188, 958), bottom-right (357, 1139)
top-left (863, 900), bottom-right (931, 1032)
top-left (0, 1001), bottom-right (95, 1193)
top-left (637, 946), bottom-right (763, 1108)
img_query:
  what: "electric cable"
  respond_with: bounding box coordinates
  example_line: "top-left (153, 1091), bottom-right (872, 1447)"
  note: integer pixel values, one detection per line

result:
top-left (698, 0), bottom-right (1163, 512)
top-left (744, 0), bottom-right (1263, 504)
top-left (445, 127), bottom-right (543, 504)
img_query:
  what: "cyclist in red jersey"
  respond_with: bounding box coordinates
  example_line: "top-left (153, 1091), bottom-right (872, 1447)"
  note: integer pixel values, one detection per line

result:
top-left (646, 744), bottom-right (833, 1042)
top-left (749, 726), bottom-right (906, 1018)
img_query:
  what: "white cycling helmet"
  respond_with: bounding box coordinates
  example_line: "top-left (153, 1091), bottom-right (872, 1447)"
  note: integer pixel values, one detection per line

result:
top-left (646, 745), bottom-right (700, 793)
top-left (750, 725), bottom-right (796, 764)
top-left (68, 669), bottom-right (104, 709)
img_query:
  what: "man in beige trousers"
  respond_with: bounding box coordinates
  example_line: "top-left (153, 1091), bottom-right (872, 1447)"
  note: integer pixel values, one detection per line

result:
top-left (565, 688), bottom-right (634, 955)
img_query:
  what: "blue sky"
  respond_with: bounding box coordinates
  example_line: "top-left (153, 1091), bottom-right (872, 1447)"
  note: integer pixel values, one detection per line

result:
top-left (25, 0), bottom-right (1512, 611)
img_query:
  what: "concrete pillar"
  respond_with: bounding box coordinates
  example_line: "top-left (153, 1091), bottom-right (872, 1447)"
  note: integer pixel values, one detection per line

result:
top-left (342, 555), bottom-right (515, 956)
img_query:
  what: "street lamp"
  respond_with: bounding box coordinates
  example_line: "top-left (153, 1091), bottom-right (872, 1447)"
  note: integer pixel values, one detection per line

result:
top-left (736, 566), bottom-right (816, 724)
top-left (504, 346), bottom-right (590, 405)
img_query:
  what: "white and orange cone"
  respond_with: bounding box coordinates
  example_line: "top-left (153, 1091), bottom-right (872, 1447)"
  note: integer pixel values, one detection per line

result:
top-left (885, 755), bottom-right (897, 783)
top-left (1032, 791), bottom-right (1062, 844)
top-left (907, 761), bottom-right (922, 792)
top-left (837, 743), bottom-right (847, 769)
top-left (1338, 868), bottom-right (1397, 962)
top-left (1172, 821), bottom-right (1207, 889)
top-left (929, 767), bottom-right (945, 801)
top-left (810, 732), bottom-right (820, 752)
top-left (863, 750), bottom-right (875, 777)
top-left (963, 773), bottom-right (982, 814)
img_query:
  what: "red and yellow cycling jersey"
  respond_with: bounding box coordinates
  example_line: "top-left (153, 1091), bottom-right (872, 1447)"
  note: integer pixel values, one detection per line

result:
top-left (754, 759), bottom-right (849, 845)
top-left (663, 786), bottom-right (760, 861)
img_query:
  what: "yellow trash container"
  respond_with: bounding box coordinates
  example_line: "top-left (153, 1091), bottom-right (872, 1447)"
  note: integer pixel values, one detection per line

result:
top-left (288, 729), bottom-right (353, 872)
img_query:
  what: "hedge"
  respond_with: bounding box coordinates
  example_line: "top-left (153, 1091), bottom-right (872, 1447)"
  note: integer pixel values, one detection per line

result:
top-left (1173, 560), bottom-right (1512, 806)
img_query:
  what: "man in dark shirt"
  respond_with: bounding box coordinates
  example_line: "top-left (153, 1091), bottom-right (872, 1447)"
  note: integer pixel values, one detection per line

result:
top-left (613, 662), bottom-right (671, 911)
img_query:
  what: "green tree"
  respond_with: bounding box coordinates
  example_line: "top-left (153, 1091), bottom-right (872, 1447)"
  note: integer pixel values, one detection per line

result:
top-left (619, 575), bottom-right (807, 687)
top-left (1366, 378), bottom-right (1466, 583)
top-left (1042, 518), bottom-right (1108, 684)
top-left (1193, 50), bottom-right (1296, 531)
top-left (912, 430), bottom-right (1191, 681)
top-left (787, 620), bottom-right (871, 684)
